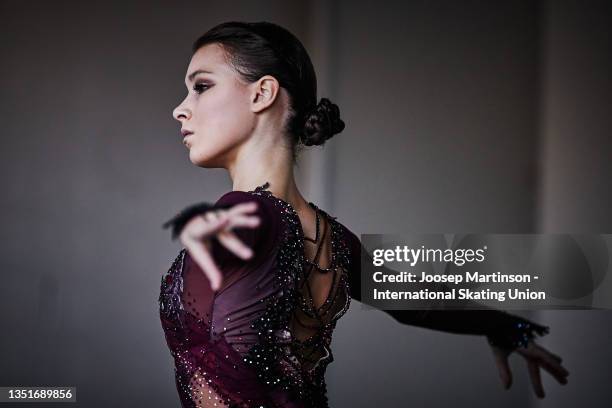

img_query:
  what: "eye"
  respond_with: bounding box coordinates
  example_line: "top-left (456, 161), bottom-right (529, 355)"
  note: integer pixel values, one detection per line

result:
top-left (193, 82), bottom-right (211, 94)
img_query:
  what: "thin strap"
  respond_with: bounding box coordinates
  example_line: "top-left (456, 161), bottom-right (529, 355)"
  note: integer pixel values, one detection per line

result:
top-left (303, 219), bottom-right (336, 320)
top-left (303, 205), bottom-right (320, 243)
top-left (301, 215), bottom-right (328, 287)
top-left (303, 213), bottom-right (336, 273)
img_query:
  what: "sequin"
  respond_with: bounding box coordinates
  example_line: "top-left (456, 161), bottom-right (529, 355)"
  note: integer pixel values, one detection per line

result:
top-left (487, 319), bottom-right (550, 349)
top-left (159, 182), bottom-right (353, 407)
top-left (159, 182), bottom-right (548, 406)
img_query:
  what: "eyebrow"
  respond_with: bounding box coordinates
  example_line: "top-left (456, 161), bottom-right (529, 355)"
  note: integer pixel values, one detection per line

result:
top-left (186, 69), bottom-right (214, 83)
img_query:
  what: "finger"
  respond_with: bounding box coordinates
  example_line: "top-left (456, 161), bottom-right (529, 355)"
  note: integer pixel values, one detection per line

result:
top-left (213, 211), bottom-right (260, 259)
top-left (206, 205), bottom-right (259, 234)
top-left (492, 348), bottom-right (513, 389)
top-left (527, 360), bottom-right (545, 399)
top-left (224, 214), bottom-right (261, 230)
top-left (225, 201), bottom-right (259, 217)
top-left (217, 230), bottom-right (255, 260)
top-left (531, 342), bottom-right (563, 365)
top-left (181, 212), bottom-right (229, 242)
top-left (539, 352), bottom-right (570, 377)
top-left (548, 352), bottom-right (563, 363)
top-left (539, 358), bottom-right (569, 385)
top-left (528, 344), bottom-right (569, 379)
top-left (202, 211), bottom-right (233, 235)
top-left (184, 240), bottom-right (223, 291)
top-left (204, 210), bottom-right (221, 222)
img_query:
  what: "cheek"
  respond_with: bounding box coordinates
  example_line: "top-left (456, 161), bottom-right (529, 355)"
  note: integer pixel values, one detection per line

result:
top-left (190, 86), bottom-right (253, 162)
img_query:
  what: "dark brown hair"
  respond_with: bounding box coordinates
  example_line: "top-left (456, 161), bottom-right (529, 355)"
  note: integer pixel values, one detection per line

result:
top-left (193, 21), bottom-right (345, 160)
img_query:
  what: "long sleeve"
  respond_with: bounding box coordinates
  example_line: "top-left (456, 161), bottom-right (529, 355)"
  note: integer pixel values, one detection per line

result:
top-left (345, 230), bottom-right (549, 350)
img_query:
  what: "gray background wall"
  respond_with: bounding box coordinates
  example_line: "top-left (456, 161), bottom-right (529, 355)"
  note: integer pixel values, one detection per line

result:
top-left (0, 0), bottom-right (610, 407)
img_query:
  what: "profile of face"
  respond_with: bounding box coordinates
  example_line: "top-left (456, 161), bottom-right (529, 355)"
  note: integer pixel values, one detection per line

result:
top-left (172, 43), bottom-right (258, 168)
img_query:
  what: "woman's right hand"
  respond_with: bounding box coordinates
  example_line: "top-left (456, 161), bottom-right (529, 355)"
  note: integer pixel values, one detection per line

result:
top-left (179, 201), bottom-right (261, 291)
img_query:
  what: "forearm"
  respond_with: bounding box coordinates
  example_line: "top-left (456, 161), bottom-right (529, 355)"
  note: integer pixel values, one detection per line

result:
top-left (358, 244), bottom-right (549, 350)
top-left (385, 307), bottom-right (549, 349)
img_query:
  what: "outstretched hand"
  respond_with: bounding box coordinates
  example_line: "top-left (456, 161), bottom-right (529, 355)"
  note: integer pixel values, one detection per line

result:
top-left (490, 340), bottom-right (569, 398)
top-left (179, 201), bottom-right (260, 291)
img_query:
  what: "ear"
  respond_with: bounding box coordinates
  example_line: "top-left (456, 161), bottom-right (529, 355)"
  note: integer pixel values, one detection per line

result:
top-left (250, 75), bottom-right (280, 113)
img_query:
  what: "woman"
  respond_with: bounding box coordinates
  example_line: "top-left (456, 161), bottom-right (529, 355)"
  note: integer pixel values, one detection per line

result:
top-left (159, 21), bottom-right (569, 408)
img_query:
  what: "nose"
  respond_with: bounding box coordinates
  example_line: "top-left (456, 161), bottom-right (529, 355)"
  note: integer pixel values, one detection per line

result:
top-left (172, 99), bottom-right (191, 122)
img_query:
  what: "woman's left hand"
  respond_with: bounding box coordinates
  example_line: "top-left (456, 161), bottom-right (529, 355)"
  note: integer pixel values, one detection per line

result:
top-left (490, 340), bottom-right (569, 398)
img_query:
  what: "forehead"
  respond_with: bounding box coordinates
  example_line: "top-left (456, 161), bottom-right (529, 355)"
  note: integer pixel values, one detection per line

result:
top-left (186, 43), bottom-right (235, 80)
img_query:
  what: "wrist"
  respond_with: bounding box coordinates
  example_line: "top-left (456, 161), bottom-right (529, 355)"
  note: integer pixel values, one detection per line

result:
top-left (486, 313), bottom-right (550, 350)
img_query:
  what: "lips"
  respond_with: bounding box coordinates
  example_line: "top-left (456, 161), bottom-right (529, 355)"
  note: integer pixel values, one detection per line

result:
top-left (181, 129), bottom-right (193, 137)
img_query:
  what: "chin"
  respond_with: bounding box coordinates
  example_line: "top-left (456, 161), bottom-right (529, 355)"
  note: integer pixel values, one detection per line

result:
top-left (188, 148), bottom-right (225, 169)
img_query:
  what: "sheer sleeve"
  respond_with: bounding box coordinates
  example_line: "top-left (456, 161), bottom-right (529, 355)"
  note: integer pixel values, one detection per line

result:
top-left (344, 228), bottom-right (549, 350)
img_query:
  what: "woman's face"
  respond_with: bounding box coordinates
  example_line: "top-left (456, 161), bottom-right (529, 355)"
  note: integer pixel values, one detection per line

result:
top-left (173, 43), bottom-right (255, 167)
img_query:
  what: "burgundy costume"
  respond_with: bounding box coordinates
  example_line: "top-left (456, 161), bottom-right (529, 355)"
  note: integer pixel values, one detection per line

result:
top-left (159, 182), bottom-right (548, 407)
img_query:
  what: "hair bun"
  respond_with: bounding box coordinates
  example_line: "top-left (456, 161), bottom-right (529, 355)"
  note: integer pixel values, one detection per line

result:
top-left (300, 98), bottom-right (345, 146)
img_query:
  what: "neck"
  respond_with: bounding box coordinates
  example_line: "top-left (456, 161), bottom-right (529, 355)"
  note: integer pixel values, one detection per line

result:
top-left (226, 140), bottom-right (307, 213)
